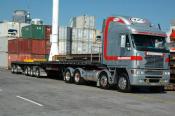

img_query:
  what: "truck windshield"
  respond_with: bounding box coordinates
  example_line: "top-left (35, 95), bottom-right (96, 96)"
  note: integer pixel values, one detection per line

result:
top-left (131, 34), bottom-right (169, 52)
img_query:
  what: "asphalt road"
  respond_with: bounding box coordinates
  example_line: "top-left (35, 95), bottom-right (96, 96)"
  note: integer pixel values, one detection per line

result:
top-left (0, 69), bottom-right (175, 116)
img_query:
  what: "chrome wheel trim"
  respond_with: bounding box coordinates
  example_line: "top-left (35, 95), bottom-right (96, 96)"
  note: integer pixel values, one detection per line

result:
top-left (100, 75), bottom-right (108, 87)
top-left (118, 77), bottom-right (127, 90)
top-left (74, 73), bottom-right (80, 82)
top-left (65, 71), bottom-right (71, 81)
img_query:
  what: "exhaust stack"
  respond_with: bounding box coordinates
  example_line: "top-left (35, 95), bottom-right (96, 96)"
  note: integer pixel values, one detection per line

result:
top-left (49, 0), bottom-right (59, 61)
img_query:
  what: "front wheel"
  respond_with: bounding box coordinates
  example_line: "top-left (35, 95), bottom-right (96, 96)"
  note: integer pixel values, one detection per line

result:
top-left (117, 73), bottom-right (131, 92)
top-left (74, 70), bottom-right (84, 85)
top-left (99, 73), bottom-right (109, 89)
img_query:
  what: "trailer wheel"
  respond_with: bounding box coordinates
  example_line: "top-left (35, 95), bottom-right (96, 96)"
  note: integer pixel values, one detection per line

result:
top-left (117, 73), bottom-right (131, 92)
top-left (64, 70), bottom-right (72, 83)
top-left (11, 65), bottom-right (15, 73)
top-left (14, 65), bottom-right (18, 74)
top-left (74, 70), bottom-right (84, 85)
top-left (24, 67), bottom-right (28, 75)
top-left (99, 72), bottom-right (109, 89)
top-left (35, 68), bottom-right (40, 78)
top-left (29, 67), bottom-right (34, 77)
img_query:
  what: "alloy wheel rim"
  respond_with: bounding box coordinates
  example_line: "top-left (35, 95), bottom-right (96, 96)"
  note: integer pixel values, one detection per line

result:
top-left (118, 77), bottom-right (127, 90)
top-left (100, 75), bottom-right (108, 87)
top-left (75, 73), bottom-right (80, 82)
top-left (65, 72), bottom-right (71, 81)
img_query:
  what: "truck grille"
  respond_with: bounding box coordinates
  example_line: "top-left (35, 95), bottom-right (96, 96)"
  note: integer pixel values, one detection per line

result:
top-left (145, 70), bottom-right (163, 75)
top-left (145, 56), bottom-right (164, 68)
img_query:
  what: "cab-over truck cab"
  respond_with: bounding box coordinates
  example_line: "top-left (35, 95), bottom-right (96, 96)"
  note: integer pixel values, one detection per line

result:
top-left (102, 16), bottom-right (170, 92)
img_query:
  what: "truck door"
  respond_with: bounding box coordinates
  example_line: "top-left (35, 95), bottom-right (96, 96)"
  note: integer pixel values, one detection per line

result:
top-left (119, 34), bottom-right (132, 66)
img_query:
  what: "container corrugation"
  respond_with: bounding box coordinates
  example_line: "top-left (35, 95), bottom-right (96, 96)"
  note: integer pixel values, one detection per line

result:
top-left (22, 25), bottom-right (45, 39)
top-left (0, 52), bottom-right (8, 68)
top-left (8, 38), bottom-right (50, 55)
top-left (45, 39), bottom-right (51, 54)
top-left (45, 25), bottom-right (52, 38)
top-left (8, 39), bottom-right (19, 53)
top-left (32, 40), bottom-right (46, 55)
top-left (18, 39), bottom-right (32, 54)
top-left (0, 36), bottom-right (8, 52)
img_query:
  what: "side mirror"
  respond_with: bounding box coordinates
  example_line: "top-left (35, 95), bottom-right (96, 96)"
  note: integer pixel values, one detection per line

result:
top-left (96, 35), bottom-right (101, 42)
top-left (120, 35), bottom-right (126, 48)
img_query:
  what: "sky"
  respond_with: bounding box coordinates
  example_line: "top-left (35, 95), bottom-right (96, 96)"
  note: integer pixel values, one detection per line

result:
top-left (0, 0), bottom-right (175, 31)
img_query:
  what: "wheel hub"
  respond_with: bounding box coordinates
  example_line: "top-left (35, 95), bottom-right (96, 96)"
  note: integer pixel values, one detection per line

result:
top-left (118, 77), bottom-right (127, 90)
top-left (100, 76), bottom-right (108, 87)
top-left (65, 72), bottom-right (71, 81)
top-left (75, 73), bottom-right (80, 82)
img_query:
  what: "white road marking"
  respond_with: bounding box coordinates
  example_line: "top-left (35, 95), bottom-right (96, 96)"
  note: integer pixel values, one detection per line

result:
top-left (16, 96), bottom-right (43, 106)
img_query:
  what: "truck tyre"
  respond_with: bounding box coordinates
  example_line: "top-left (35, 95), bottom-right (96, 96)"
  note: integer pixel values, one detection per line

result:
top-left (29, 67), bottom-right (34, 77)
top-left (26, 66), bottom-right (31, 76)
top-left (117, 73), bottom-right (131, 92)
top-left (11, 65), bottom-right (15, 73)
top-left (24, 67), bottom-right (28, 76)
top-left (14, 65), bottom-right (18, 74)
top-left (99, 72), bottom-right (109, 89)
top-left (65, 70), bottom-right (72, 83)
top-left (74, 70), bottom-right (84, 85)
top-left (35, 68), bottom-right (40, 78)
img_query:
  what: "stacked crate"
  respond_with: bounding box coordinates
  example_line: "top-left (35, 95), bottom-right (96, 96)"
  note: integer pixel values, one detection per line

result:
top-left (71, 28), bottom-right (100, 54)
top-left (70, 15), bottom-right (101, 55)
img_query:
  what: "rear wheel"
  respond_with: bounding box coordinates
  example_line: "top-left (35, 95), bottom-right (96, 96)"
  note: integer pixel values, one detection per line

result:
top-left (117, 73), bottom-right (131, 92)
top-left (74, 70), bottom-right (84, 85)
top-left (24, 67), bottom-right (28, 75)
top-left (14, 65), bottom-right (18, 74)
top-left (35, 68), bottom-right (40, 78)
top-left (64, 70), bottom-right (72, 83)
top-left (11, 65), bottom-right (15, 73)
top-left (99, 73), bottom-right (109, 89)
top-left (25, 66), bottom-right (31, 76)
top-left (29, 67), bottom-right (34, 77)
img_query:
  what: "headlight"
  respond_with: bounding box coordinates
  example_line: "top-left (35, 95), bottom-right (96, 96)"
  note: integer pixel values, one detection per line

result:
top-left (164, 71), bottom-right (170, 75)
top-left (131, 70), bottom-right (144, 75)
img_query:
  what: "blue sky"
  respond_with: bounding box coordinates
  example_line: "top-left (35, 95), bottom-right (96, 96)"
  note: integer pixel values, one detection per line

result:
top-left (0, 0), bottom-right (175, 31)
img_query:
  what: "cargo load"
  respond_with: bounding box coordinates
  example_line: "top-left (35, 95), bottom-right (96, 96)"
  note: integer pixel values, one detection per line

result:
top-left (21, 25), bottom-right (52, 39)
top-left (8, 38), bottom-right (50, 55)
top-left (70, 16), bottom-right (96, 29)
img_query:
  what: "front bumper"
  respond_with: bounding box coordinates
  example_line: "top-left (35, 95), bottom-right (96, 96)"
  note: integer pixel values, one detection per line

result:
top-left (128, 69), bottom-right (170, 86)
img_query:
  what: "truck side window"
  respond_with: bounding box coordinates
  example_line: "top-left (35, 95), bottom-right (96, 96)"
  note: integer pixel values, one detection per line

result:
top-left (125, 35), bottom-right (130, 48)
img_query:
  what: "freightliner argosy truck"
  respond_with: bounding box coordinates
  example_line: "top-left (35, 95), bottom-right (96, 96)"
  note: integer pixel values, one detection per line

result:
top-left (11, 16), bottom-right (170, 92)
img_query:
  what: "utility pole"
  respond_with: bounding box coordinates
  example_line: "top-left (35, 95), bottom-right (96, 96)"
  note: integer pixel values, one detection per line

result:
top-left (49, 0), bottom-right (59, 61)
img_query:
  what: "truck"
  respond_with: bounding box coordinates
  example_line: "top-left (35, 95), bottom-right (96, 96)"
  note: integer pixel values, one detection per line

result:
top-left (11, 16), bottom-right (170, 92)
top-left (166, 27), bottom-right (175, 90)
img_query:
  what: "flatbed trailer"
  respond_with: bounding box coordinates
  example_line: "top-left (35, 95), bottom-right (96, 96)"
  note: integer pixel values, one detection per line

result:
top-left (11, 60), bottom-right (110, 87)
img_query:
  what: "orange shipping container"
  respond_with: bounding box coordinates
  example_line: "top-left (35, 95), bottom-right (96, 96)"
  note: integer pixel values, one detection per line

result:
top-left (8, 38), bottom-right (51, 55)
